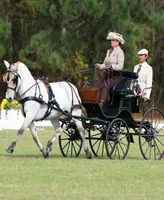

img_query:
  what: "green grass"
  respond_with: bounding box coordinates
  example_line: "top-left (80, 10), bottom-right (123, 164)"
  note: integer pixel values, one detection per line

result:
top-left (0, 127), bottom-right (163, 200)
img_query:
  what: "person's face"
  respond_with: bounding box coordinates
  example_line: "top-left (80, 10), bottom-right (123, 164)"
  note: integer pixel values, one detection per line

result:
top-left (111, 39), bottom-right (119, 48)
top-left (138, 54), bottom-right (148, 63)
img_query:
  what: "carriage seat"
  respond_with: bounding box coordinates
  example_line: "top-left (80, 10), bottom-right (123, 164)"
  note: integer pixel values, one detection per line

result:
top-left (122, 71), bottom-right (138, 79)
top-left (112, 71), bottom-right (138, 96)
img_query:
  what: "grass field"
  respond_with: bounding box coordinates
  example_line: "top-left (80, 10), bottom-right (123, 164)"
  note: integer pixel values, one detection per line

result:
top-left (0, 127), bottom-right (164, 200)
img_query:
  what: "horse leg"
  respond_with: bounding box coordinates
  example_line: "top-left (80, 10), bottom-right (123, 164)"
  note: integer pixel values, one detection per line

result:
top-left (6, 110), bottom-right (44, 155)
top-left (6, 116), bottom-right (32, 154)
top-left (73, 118), bottom-right (92, 159)
top-left (29, 122), bottom-right (45, 157)
top-left (6, 127), bottom-right (25, 154)
top-left (44, 118), bottom-right (62, 158)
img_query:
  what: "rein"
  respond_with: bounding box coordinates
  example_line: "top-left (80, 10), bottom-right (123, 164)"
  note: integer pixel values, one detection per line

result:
top-left (18, 81), bottom-right (39, 101)
top-left (54, 68), bottom-right (94, 80)
top-left (66, 82), bottom-right (82, 113)
top-left (5, 65), bottom-right (92, 121)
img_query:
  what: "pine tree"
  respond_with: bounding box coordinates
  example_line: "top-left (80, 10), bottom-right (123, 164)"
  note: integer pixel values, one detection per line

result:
top-left (0, 0), bottom-right (164, 105)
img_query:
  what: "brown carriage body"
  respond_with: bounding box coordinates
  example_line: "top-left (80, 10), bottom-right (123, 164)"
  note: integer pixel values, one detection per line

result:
top-left (77, 87), bottom-right (98, 104)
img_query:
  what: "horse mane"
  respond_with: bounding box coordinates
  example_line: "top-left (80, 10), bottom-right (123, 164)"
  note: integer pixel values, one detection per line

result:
top-left (18, 62), bottom-right (34, 80)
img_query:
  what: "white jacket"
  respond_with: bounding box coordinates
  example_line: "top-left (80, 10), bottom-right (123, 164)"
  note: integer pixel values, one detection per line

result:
top-left (100, 46), bottom-right (124, 71)
top-left (133, 62), bottom-right (153, 99)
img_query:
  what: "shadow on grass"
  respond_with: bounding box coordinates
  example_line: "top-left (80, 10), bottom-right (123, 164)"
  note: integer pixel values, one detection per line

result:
top-left (0, 153), bottom-right (145, 161)
top-left (0, 153), bottom-right (45, 159)
top-left (126, 155), bottom-right (143, 160)
top-left (0, 153), bottom-right (90, 160)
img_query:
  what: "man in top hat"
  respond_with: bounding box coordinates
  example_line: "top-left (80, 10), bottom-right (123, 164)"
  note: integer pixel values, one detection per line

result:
top-left (133, 49), bottom-right (153, 101)
top-left (95, 31), bottom-right (125, 107)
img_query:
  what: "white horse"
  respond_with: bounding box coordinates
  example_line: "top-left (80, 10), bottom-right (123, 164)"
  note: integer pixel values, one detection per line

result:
top-left (3, 60), bottom-right (92, 159)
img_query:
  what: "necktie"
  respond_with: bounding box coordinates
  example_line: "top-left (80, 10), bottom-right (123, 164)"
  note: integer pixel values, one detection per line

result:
top-left (109, 48), bottom-right (113, 54)
top-left (137, 64), bottom-right (142, 74)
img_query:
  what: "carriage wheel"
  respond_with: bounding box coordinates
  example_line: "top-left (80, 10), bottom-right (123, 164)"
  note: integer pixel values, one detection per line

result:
top-left (105, 118), bottom-right (130, 160)
top-left (139, 108), bottom-right (164, 160)
top-left (88, 125), bottom-right (107, 157)
top-left (59, 119), bottom-right (82, 157)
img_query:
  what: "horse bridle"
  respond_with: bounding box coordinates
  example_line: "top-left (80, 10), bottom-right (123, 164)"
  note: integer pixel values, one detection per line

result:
top-left (6, 69), bottom-right (21, 92)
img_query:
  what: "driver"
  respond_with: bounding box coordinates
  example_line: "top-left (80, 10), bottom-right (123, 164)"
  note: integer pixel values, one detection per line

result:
top-left (95, 32), bottom-right (125, 108)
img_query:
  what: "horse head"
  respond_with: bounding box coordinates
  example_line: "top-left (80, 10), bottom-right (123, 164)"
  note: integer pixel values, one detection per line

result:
top-left (3, 60), bottom-right (21, 102)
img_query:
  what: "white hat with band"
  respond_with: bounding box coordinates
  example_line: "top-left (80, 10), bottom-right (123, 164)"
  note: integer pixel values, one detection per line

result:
top-left (138, 49), bottom-right (148, 55)
top-left (106, 32), bottom-right (125, 44)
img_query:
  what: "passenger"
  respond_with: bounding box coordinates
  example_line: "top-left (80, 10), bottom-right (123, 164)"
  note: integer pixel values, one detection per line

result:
top-left (95, 32), bottom-right (125, 108)
top-left (133, 49), bottom-right (153, 102)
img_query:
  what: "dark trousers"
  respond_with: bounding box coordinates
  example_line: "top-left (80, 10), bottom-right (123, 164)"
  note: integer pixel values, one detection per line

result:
top-left (96, 70), bottom-right (122, 102)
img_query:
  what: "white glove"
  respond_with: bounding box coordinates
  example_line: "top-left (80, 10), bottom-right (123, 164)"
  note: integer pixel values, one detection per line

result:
top-left (95, 63), bottom-right (107, 70)
top-left (99, 64), bottom-right (107, 70)
top-left (95, 63), bottom-right (101, 69)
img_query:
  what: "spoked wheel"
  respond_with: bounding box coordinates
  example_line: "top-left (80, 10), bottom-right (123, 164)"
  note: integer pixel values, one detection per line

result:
top-left (105, 118), bottom-right (130, 160)
top-left (139, 108), bottom-right (164, 160)
top-left (59, 119), bottom-right (82, 157)
top-left (88, 125), bottom-right (107, 157)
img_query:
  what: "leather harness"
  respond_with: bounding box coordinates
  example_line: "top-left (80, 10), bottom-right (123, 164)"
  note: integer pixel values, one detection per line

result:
top-left (19, 79), bottom-right (82, 121)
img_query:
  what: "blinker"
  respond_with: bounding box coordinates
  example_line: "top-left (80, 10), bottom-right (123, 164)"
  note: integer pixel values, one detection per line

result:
top-left (2, 74), bottom-right (6, 83)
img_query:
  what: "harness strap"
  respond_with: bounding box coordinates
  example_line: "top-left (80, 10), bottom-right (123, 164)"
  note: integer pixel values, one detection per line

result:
top-left (72, 104), bottom-right (82, 109)
top-left (41, 99), bottom-right (60, 120)
top-left (19, 96), bottom-right (44, 104)
top-left (19, 96), bottom-right (60, 119)
top-left (19, 81), bottom-right (38, 100)
top-left (66, 82), bottom-right (82, 113)
top-left (40, 79), bottom-right (55, 101)
top-left (19, 95), bottom-right (71, 120)
top-left (19, 82), bottom-right (82, 120)
top-left (7, 87), bottom-right (16, 91)
top-left (19, 96), bottom-right (45, 118)
top-left (40, 82), bottom-right (82, 119)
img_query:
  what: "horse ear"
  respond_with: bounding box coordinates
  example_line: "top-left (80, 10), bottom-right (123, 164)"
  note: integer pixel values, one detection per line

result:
top-left (4, 60), bottom-right (10, 69)
top-left (15, 61), bottom-right (19, 69)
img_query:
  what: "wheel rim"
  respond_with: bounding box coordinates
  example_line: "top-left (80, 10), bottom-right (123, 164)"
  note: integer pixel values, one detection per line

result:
top-left (105, 118), bottom-right (130, 160)
top-left (139, 108), bottom-right (164, 160)
top-left (88, 125), bottom-right (107, 157)
top-left (59, 120), bottom-right (82, 157)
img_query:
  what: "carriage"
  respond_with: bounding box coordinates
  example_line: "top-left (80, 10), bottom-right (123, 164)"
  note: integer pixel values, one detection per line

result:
top-left (58, 71), bottom-right (164, 160)
top-left (3, 61), bottom-right (164, 160)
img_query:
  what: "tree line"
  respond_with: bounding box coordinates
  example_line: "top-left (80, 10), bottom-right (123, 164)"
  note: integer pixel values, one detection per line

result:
top-left (0, 0), bottom-right (164, 107)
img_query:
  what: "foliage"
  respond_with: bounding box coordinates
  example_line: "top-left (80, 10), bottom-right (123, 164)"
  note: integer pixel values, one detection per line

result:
top-left (63, 50), bottom-right (89, 85)
top-left (0, 99), bottom-right (20, 110)
top-left (0, 0), bottom-right (164, 105)
top-left (0, 19), bottom-right (10, 58)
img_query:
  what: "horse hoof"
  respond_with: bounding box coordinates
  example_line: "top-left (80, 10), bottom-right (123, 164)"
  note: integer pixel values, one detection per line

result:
top-left (42, 150), bottom-right (49, 159)
top-left (43, 147), bottom-right (52, 159)
top-left (86, 152), bottom-right (92, 159)
top-left (6, 147), bottom-right (14, 154)
top-left (46, 147), bottom-right (52, 153)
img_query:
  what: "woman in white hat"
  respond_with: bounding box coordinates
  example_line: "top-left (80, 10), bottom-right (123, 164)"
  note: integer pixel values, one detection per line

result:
top-left (133, 49), bottom-right (153, 101)
top-left (95, 32), bottom-right (125, 108)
